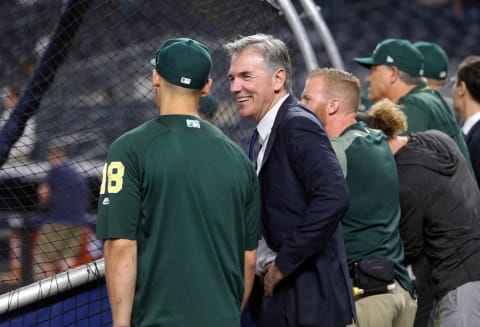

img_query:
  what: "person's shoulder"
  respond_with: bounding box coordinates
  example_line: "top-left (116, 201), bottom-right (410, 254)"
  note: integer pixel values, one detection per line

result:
top-left (106, 119), bottom-right (155, 157)
top-left (400, 90), bottom-right (433, 107)
top-left (340, 125), bottom-right (387, 156)
top-left (113, 118), bottom-right (162, 144)
top-left (335, 125), bottom-right (368, 150)
top-left (283, 100), bottom-right (319, 126)
top-left (470, 120), bottom-right (480, 137)
top-left (410, 130), bottom-right (459, 157)
top-left (408, 85), bottom-right (446, 107)
top-left (200, 119), bottom-right (226, 137)
top-left (421, 129), bottom-right (457, 146)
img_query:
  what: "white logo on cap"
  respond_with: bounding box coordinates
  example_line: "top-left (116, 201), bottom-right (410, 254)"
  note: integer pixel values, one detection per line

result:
top-left (419, 69), bottom-right (424, 76)
top-left (439, 71), bottom-right (447, 78)
top-left (180, 77), bottom-right (191, 85)
top-left (386, 56), bottom-right (394, 63)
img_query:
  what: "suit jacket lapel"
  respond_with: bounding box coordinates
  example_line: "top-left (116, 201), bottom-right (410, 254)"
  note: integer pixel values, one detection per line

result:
top-left (258, 94), bottom-right (297, 173)
top-left (466, 120), bottom-right (480, 144)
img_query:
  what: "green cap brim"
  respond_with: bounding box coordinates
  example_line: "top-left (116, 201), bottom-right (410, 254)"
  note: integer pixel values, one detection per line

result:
top-left (150, 58), bottom-right (156, 67)
top-left (353, 57), bottom-right (376, 69)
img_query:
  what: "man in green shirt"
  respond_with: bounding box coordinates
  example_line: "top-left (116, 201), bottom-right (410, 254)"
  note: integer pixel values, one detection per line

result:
top-left (96, 38), bottom-right (261, 327)
top-left (301, 68), bottom-right (417, 327)
top-left (353, 38), bottom-right (472, 168)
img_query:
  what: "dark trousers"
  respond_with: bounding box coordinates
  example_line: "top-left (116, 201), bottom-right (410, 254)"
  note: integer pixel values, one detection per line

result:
top-left (256, 286), bottom-right (288, 327)
top-left (254, 278), bottom-right (346, 327)
top-left (249, 275), bottom-right (264, 322)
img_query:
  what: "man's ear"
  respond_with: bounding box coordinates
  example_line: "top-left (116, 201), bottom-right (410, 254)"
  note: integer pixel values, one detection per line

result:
top-left (327, 99), bottom-right (340, 115)
top-left (200, 79), bottom-right (212, 97)
top-left (390, 66), bottom-right (399, 84)
top-left (272, 68), bottom-right (286, 92)
top-left (458, 81), bottom-right (467, 97)
top-left (152, 69), bottom-right (161, 88)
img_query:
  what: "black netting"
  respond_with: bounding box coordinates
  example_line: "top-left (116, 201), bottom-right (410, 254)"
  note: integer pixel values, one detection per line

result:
top-left (0, 0), bottom-right (307, 316)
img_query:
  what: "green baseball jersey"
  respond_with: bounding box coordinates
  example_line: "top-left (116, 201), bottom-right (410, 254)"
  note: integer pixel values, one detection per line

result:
top-left (96, 115), bottom-right (261, 327)
top-left (398, 83), bottom-right (472, 171)
top-left (331, 122), bottom-right (412, 292)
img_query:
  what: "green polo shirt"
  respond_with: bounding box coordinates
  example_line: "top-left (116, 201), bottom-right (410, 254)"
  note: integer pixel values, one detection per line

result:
top-left (331, 122), bottom-right (411, 292)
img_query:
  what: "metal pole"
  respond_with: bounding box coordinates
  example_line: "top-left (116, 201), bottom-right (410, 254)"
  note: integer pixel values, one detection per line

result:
top-left (299, 0), bottom-right (345, 70)
top-left (0, 258), bottom-right (104, 315)
top-left (274, 0), bottom-right (319, 71)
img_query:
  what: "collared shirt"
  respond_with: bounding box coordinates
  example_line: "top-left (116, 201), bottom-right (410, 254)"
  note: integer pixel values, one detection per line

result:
top-left (254, 93), bottom-right (289, 274)
top-left (462, 111), bottom-right (480, 135)
top-left (255, 94), bottom-right (289, 173)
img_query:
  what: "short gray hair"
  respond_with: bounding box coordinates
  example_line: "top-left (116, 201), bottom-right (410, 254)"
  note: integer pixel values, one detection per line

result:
top-left (398, 70), bottom-right (423, 85)
top-left (224, 33), bottom-right (293, 92)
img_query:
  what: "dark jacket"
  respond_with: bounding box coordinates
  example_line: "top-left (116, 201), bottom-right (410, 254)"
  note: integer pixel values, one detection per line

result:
top-left (465, 119), bottom-right (480, 186)
top-left (258, 95), bottom-right (356, 327)
top-left (395, 130), bottom-right (480, 299)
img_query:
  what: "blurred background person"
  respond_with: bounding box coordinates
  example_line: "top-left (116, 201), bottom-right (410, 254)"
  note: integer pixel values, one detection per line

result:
top-left (198, 92), bottom-right (219, 122)
top-left (33, 142), bottom-right (89, 279)
top-left (413, 41), bottom-right (449, 91)
top-left (413, 40), bottom-right (463, 126)
top-left (452, 55), bottom-right (480, 186)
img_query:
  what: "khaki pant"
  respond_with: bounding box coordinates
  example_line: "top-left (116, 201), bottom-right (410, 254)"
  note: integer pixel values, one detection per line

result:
top-left (34, 222), bottom-right (83, 262)
top-left (348, 280), bottom-right (417, 327)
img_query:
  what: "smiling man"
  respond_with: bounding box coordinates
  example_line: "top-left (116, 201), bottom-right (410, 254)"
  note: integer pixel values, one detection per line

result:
top-left (224, 33), bottom-right (356, 327)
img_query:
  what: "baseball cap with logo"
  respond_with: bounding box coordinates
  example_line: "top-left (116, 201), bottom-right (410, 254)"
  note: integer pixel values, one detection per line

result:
top-left (150, 37), bottom-right (211, 89)
top-left (353, 38), bottom-right (424, 77)
top-left (413, 41), bottom-right (449, 80)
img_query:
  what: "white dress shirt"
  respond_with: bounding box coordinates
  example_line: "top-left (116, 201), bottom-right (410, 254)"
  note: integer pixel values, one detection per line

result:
top-left (462, 111), bottom-right (480, 136)
top-left (255, 94), bottom-right (289, 174)
top-left (254, 94), bottom-right (289, 275)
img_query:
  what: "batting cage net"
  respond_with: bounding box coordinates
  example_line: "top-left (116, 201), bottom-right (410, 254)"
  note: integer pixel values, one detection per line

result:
top-left (0, 0), bottom-right (314, 325)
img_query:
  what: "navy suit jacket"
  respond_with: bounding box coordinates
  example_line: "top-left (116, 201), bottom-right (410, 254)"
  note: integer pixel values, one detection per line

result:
top-left (466, 119), bottom-right (480, 186)
top-left (258, 95), bottom-right (356, 326)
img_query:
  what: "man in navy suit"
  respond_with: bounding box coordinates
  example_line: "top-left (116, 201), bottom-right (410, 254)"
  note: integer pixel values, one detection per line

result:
top-left (452, 56), bottom-right (480, 186)
top-left (224, 33), bottom-right (356, 327)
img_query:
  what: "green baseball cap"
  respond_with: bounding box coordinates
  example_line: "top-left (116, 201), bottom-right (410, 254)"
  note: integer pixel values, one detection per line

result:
top-left (354, 38), bottom-right (424, 77)
top-left (150, 37), bottom-right (211, 89)
top-left (413, 41), bottom-right (448, 80)
top-left (198, 93), bottom-right (219, 120)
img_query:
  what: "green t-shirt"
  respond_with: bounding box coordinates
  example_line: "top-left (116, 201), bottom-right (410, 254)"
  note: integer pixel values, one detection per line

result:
top-left (331, 122), bottom-right (412, 292)
top-left (398, 83), bottom-right (472, 172)
top-left (96, 115), bottom-right (261, 327)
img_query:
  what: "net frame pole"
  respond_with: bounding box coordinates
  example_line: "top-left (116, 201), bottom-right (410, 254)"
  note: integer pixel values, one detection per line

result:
top-left (0, 258), bottom-right (104, 315)
top-left (299, 0), bottom-right (345, 70)
top-left (271, 0), bottom-right (319, 71)
top-left (0, 0), bottom-right (92, 167)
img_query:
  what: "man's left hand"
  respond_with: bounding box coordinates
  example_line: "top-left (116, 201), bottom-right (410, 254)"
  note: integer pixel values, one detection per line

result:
top-left (263, 261), bottom-right (284, 297)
